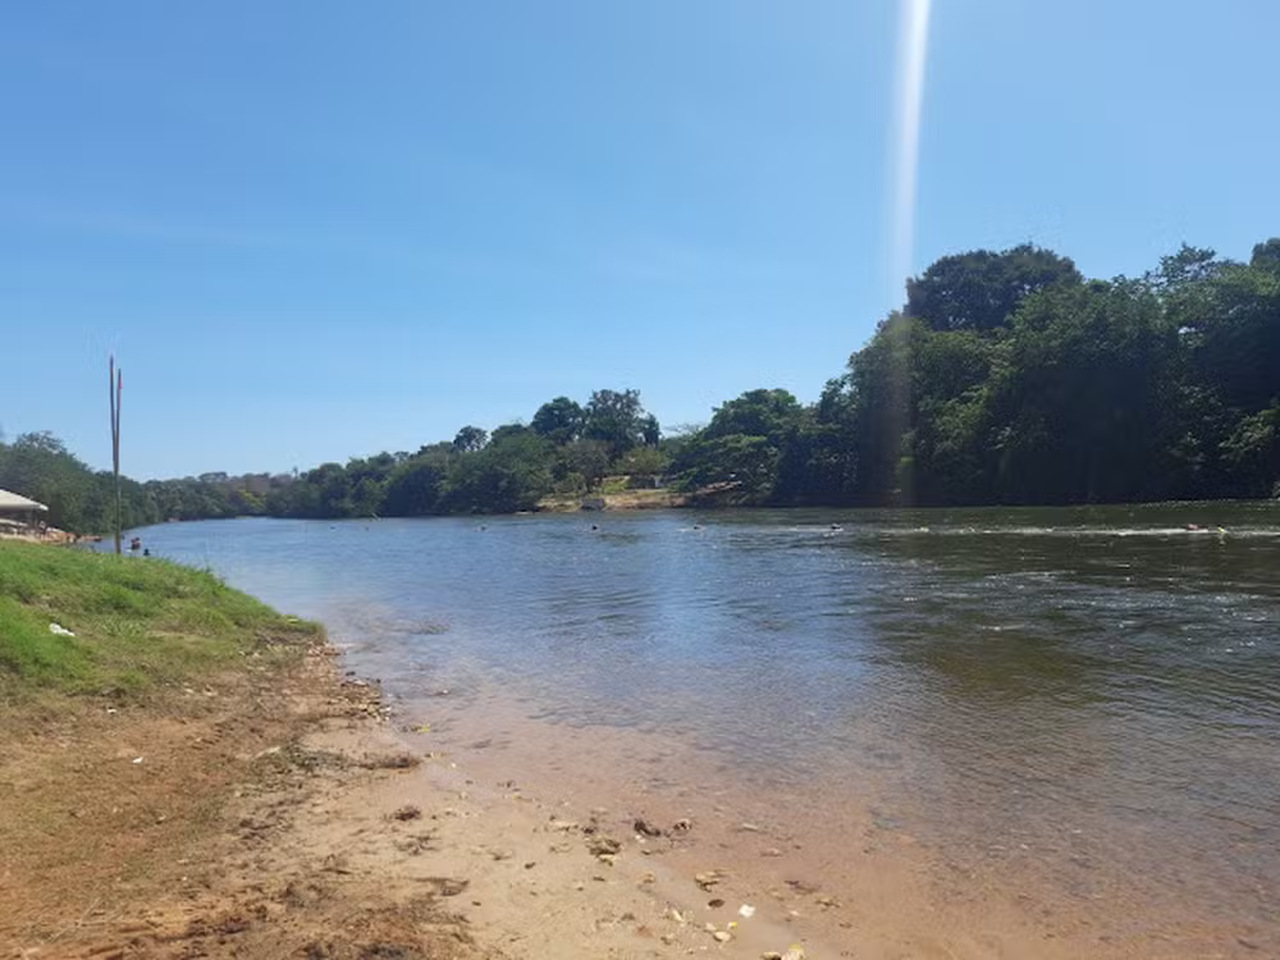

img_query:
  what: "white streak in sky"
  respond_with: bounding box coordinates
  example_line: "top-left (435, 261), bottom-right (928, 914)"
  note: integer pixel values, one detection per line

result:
top-left (888, 0), bottom-right (932, 307)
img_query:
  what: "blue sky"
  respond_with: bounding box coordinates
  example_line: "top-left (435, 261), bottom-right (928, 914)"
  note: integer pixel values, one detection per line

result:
top-left (3, 0), bottom-right (1277, 479)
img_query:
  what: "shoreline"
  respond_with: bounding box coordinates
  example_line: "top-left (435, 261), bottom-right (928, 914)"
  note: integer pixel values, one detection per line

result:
top-left (6, 629), bottom-right (1274, 958)
top-left (4, 538), bottom-right (1274, 959)
top-left (0, 632), bottom-right (830, 959)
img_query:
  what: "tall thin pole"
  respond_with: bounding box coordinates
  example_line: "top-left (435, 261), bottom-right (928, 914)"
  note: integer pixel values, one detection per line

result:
top-left (110, 355), bottom-right (122, 555)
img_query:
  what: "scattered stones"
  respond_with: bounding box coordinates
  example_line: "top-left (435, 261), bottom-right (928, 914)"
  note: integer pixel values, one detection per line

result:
top-left (785, 878), bottom-right (819, 895)
top-left (416, 876), bottom-right (468, 897)
top-left (359, 752), bottom-right (419, 770)
top-left (695, 870), bottom-right (725, 891)
top-left (737, 822), bottom-right (762, 832)
top-left (393, 832), bottom-right (436, 855)
top-left (587, 836), bottom-right (622, 858)
top-left (707, 898), bottom-right (726, 909)
top-left (712, 929), bottom-right (732, 942)
top-left (634, 818), bottom-right (663, 837)
top-left (815, 894), bottom-right (841, 908)
top-left (671, 818), bottom-right (692, 834)
top-left (391, 805), bottom-right (422, 821)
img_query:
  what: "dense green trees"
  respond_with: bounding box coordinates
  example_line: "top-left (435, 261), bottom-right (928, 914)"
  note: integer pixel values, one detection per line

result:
top-left (670, 389), bottom-right (806, 502)
top-left (0, 432), bottom-right (290, 534)
top-left (5, 238), bottom-right (1277, 527)
top-left (262, 389), bottom-right (664, 518)
top-left (531, 397), bottom-right (585, 445)
top-left (669, 239), bottom-right (1279, 506)
top-left (905, 244), bottom-right (1083, 333)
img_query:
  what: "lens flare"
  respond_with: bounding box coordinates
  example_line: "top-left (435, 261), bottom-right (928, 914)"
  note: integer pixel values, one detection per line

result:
top-left (888, 0), bottom-right (932, 306)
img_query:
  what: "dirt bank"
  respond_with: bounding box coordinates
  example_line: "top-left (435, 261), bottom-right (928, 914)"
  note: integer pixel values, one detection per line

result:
top-left (7, 634), bottom-right (1271, 959)
top-left (0, 643), bottom-right (486, 959)
top-left (0, 636), bottom-right (828, 960)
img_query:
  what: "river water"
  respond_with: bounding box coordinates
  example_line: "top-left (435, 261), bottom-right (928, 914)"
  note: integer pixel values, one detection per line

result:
top-left (122, 503), bottom-right (1280, 950)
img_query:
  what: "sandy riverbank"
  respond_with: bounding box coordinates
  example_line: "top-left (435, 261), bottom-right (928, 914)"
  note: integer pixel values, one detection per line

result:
top-left (3, 534), bottom-right (1270, 959)
top-left (1, 632), bottom-right (826, 959)
top-left (6, 635), bottom-right (1273, 959)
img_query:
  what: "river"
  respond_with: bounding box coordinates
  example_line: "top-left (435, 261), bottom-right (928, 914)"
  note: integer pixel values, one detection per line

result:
top-left (120, 502), bottom-right (1280, 954)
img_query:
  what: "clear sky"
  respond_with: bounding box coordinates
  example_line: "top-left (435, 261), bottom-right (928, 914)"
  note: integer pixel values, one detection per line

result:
top-left (3, 1), bottom-right (1277, 479)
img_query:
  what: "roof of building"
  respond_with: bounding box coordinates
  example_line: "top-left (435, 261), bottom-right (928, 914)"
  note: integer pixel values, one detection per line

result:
top-left (0, 489), bottom-right (49, 512)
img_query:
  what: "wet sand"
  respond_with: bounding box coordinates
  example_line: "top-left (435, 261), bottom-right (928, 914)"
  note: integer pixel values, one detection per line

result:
top-left (386, 672), bottom-right (1276, 959)
top-left (7, 634), bottom-right (1271, 959)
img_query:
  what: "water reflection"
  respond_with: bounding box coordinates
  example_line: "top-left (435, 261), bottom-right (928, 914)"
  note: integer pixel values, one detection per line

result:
top-left (119, 503), bottom-right (1280, 927)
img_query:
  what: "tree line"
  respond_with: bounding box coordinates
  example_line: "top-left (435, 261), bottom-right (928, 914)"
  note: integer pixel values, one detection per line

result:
top-left (262, 388), bottom-right (664, 519)
top-left (0, 431), bottom-right (291, 534)
top-left (3, 238), bottom-right (1276, 533)
top-left (675, 239), bottom-right (1279, 506)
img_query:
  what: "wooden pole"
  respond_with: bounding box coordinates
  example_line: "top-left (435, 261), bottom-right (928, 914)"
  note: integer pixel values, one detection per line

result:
top-left (115, 367), bottom-right (122, 552)
top-left (110, 356), bottom-right (122, 555)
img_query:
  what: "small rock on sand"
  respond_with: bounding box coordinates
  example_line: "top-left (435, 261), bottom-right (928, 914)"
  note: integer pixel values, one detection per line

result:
top-left (587, 836), bottom-right (622, 857)
top-left (695, 870), bottom-right (725, 890)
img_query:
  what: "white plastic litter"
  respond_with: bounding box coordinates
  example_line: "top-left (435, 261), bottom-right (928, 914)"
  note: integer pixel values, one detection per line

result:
top-left (49, 623), bottom-right (75, 637)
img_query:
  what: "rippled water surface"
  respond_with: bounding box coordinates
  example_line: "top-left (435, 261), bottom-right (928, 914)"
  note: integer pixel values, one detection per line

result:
top-left (124, 503), bottom-right (1280, 927)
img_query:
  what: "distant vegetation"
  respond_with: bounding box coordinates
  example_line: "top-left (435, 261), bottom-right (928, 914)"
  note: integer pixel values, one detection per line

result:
top-left (0, 431), bottom-right (290, 534)
top-left (3, 239), bottom-right (1276, 531)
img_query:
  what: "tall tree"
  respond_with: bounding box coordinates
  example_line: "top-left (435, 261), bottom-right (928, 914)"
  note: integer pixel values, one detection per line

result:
top-left (531, 397), bottom-right (585, 445)
top-left (452, 425), bottom-right (489, 453)
top-left (905, 244), bottom-right (1082, 333)
top-left (584, 389), bottom-right (646, 459)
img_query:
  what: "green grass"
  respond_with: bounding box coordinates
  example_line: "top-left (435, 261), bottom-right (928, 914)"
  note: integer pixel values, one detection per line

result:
top-left (599, 475), bottom-right (632, 495)
top-left (0, 541), bottom-right (321, 698)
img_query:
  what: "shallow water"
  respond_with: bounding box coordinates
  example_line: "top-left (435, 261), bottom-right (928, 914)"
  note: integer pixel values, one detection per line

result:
top-left (121, 503), bottom-right (1280, 939)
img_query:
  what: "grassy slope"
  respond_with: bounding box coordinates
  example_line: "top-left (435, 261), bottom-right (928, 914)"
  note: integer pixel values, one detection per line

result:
top-left (0, 540), bottom-right (319, 699)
